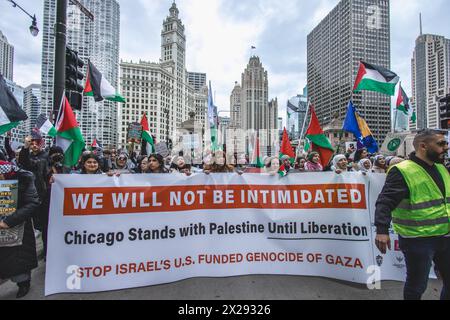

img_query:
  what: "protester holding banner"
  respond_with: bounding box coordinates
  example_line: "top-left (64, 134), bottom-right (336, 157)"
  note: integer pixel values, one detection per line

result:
top-left (111, 152), bottom-right (134, 174)
top-left (80, 153), bottom-right (104, 175)
top-left (375, 129), bottom-right (450, 300)
top-left (294, 157), bottom-right (307, 173)
top-left (264, 157), bottom-right (280, 175)
top-left (358, 158), bottom-right (373, 173)
top-left (170, 156), bottom-right (192, 175)
top-left (0, 162), bottom-right (40, 299)
top-left (304, 152), bottom-right (323, 172)
top-left (204, 151), bottom-right (235, 174)
top-left (133, 156), bottom-right (149, 174)
top-left (332, 155), bottom-right (349, 174)
top-left (372, 155), bottom-right (387, 173)
top-left (147, 154), bottom-right (169, 174)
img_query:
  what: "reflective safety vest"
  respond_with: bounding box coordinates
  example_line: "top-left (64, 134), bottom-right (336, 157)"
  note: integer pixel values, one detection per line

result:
top-left (392, 161), bottom-right (450, 238)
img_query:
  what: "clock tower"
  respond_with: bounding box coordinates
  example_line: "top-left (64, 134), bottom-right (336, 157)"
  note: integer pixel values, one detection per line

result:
top-left (161, 1), bottom-right (186, 68)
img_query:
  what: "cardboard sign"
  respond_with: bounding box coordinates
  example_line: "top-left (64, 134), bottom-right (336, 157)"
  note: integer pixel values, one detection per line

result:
top-left (155, 142), bottom-right (170, 157)
top-left (127, 123), bottom-right (142, 143)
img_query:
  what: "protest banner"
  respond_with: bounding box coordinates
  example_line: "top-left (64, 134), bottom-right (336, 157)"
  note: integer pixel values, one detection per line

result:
top-left (0, 180), bottom-right (24, 247)
top-left (45, 173), bottom-right (408, 296)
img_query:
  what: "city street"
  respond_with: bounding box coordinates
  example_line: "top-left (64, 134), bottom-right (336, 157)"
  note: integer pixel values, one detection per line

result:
top-left (0, 259), bottom-right (443, 300)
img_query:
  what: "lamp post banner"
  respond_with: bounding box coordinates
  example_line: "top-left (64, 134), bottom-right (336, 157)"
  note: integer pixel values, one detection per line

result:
top-left (45, 173), bottom-right (407, 296)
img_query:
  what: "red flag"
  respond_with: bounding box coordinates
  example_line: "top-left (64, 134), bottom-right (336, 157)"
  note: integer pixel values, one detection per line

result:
top-left (280, 128), bottom-right (295, 159)
top-left (305, 106), bottom-right (334, 168)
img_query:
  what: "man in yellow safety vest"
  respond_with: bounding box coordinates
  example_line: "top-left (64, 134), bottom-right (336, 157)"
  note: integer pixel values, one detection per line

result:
top-left (375, 129), bottom-right (450, 300)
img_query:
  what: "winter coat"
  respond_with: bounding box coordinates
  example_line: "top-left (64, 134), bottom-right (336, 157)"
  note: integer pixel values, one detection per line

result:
top-left (19, 148), bottom-right (48, 202)
top-left (0, 170), bottom-right (40, 279)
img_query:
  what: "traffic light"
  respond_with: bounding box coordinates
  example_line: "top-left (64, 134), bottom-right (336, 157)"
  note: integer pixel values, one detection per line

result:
top-left (65, 47), bottom-right (84, 92)
top-left (65, 47), bottom-right (85, 110)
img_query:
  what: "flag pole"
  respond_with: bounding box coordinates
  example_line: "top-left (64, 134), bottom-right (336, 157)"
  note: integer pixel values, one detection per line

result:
top-left (299, 101), bottom-right (311, 147)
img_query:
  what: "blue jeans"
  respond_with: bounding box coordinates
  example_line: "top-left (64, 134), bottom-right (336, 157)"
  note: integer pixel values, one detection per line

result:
top-left (399, 236), bottom-right (450, 300)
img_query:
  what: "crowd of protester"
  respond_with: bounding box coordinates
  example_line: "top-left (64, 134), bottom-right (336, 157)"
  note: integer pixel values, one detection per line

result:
top-left (1, 129), bottom-right (450, 298)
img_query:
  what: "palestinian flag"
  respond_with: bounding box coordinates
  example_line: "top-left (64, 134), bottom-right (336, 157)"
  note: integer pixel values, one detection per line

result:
top-left (278, 164), bottom-right (288, 177)
top-left (280, 128), bottom-right (295, 164)
top-left (305, 106), bottom-right (334, 168)
top-left (396, 83), bottom-right (411, 115)
top-left (140, 114), bottom-right (155, 155)
top-left (252, 134), bottom-right (264, 168)
top-left (84, 60), bottom-right (125, 103)
top-left (353, 61), bottom-right (399, 96)
top-left (0, 74), bottom-right (28, 135)
top-left (56, 96), bottom-right (85, 167)
top-left (36, 114), bottom-right (57, 138)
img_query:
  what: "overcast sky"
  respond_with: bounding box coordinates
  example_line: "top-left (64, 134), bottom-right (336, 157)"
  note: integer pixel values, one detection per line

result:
top-left (1, 0), bottom-right (450, 125)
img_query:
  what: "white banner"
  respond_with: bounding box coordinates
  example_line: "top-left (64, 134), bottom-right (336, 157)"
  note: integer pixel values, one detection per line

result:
top-left (45, 173), bottom-right (408, 296)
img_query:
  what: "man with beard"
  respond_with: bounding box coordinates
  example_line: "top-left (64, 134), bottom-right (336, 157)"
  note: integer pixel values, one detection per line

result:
top-left (375, 129), bottom-right (450, 300)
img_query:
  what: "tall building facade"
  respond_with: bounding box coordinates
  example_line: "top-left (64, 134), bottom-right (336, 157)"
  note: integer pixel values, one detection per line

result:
top-left (188, 72), bottom-right (208, 135)
top-left (23, 84), bottom-right (42, 136)
top-left (188, 72), bottom-right (206, 92)
top-left (41, 0), bottom-right (121, 147)
top-left (240, 56), bottom-right (278, 151)
top-left (230, 81), bottom-right (242, 128)
top-left (411, 34), bottom-right (450, 130)
top-left (307, 0), bottom-right (391, 144)
top-left (287, 87), bottom-right (308, 140)
top-left (0, 30), bottom-right (14, 81)
top-left (119, 3), bottom-right (195, 149)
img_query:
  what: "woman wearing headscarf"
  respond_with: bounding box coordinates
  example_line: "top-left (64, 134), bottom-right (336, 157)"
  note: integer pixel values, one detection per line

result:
top-left (358, 158), bottom-right (373, 173)
top-left (332, 155), bottom-right (350, 174)
top-left (0, 162), bottom-right (40, 299)
top-left (353, 148), bottom-right (370, 171)
top-left (111, 153), bottom-right (133, 174)
top-left (372, 155), bottom-right (387, 173)
top-left (305, 152), bottom-right (323, 172)
top-left (171, 156), bottom-right (192, 175)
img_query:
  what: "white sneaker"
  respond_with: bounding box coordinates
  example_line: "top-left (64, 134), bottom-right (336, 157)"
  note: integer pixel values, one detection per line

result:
top-left (34, 230), bottom-right (41, 238)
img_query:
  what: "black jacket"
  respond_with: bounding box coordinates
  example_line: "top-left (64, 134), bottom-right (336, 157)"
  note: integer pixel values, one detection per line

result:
top-left (19, 148), bottom-right (48, 202)
top-left (0, 170), bottom-right (40, 278)
top-left (375, 153), bottom-right (447, 235)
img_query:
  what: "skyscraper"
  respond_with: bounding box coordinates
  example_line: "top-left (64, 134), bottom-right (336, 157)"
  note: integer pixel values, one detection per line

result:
top-left (41, 0), bottom-right (121, 147)
top-left (307, 0), bottom-right (391, 144)
top-left (287, 86), bottom-right (308, 140)
top-left (411, 34), bottom-right (450, 130)
top-left (230, 81), bottom-right (242, 128)
top-left (119, 3), bottom-right (195, 149)
top-left (23, 84), bottom-right (42, 136)
top-left (240, 56), bottom-right (278, 153)
top-left (0, 30), bottom-right (14, 81)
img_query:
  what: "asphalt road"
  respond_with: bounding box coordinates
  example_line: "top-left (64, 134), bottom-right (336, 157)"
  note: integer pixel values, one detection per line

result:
top-left (0, 260), bottom-right (443, 300)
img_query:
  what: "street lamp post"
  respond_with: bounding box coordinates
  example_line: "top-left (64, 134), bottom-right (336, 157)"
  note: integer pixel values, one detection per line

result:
top-left (6, 0), bottom-right (39, 36)
top-left (53, 0), bottom-right (67, 123)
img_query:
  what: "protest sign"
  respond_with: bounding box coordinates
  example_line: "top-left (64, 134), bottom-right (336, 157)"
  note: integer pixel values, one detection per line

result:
top-left (0, 180), bottom-right (24, 247)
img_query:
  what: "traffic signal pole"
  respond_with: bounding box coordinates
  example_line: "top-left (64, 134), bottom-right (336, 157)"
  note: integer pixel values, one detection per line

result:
top-left (53, 0), bottom-right (67, 124)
